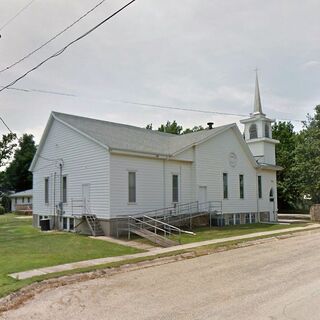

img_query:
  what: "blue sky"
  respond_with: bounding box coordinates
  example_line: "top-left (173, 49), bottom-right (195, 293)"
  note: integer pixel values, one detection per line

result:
top-left (0, 0), bottom-right (319, 142)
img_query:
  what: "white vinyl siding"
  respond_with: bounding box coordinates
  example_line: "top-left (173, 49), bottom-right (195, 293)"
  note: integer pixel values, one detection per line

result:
top-left (32, 119), bottom-right (110, 218)
top-left (195, 128), bottom-right (259, 214)
top-left (110, 154), bottom-right (193, 216)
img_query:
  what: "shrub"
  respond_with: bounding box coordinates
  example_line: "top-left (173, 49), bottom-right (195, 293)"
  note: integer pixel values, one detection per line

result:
top-left (0, 205), bottom-right (5, 215)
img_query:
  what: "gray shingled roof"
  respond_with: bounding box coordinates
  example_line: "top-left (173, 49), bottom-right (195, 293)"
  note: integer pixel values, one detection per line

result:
top-left (53, 112), bottom-right (234, 156)
top-left (9, 189), bottom-right (33, 198)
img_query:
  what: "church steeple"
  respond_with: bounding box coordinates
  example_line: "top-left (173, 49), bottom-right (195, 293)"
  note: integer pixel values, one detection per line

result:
top-left (252, 71), bottom-right (265, 116)
top-left (240, 72), bottom-right (279, 165)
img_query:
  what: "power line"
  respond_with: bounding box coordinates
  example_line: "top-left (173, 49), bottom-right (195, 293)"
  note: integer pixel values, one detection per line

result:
top-left (0, 0), bottom-right (107, 74)
top-left (0, 0), bottom-right (36, 32)
top-left (0, 84), bottom-right (305, 123)
top-left (0, 0), bottom-right (136, 94)
top-left (0, 116), bottom-right (14, 133)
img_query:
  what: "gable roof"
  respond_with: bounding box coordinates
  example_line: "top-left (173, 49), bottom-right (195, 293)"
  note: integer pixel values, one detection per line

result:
top-left (30, 111), bottom-right (259, 171)
top-left (9, 189), bottom-right (33, 198)
top-left (53, 111), bottom-right (235, 156)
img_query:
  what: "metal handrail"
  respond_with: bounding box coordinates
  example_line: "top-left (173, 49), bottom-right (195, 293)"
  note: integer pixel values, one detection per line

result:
top-left (143, 215), bottom-right (195, 235)
top-left (115, 201), bottom-right (200, 219)
top-left (129, 216), bottom-right (171, 236)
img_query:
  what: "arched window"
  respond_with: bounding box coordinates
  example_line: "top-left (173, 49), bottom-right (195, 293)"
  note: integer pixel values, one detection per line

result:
top-left (269, 188), bottom-right (274, 202)
top-left (265, 124), bottom-right (270, 138)
top-left (249, 124), bottom-right (258, 139)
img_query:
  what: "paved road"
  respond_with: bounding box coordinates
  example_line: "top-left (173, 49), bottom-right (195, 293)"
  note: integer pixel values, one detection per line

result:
top-left (3, 231), bottom-right (320, 320)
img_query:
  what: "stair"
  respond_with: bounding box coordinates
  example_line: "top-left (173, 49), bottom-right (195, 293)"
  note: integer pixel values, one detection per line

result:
top-left (84, 214), bottom-right (105, 236)
top-left (130, 228), bottom-right (179, 247)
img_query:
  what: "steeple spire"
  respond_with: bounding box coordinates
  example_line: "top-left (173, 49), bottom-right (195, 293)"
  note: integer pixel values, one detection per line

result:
top-left (253, 69), bottom-right (265, 116)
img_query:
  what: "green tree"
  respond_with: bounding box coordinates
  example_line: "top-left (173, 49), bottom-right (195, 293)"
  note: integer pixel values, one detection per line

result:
top-left (272, 121), bottom-right (300, 209)
top-left (182, 125), bottom-right (204, 134)
top-left (158, 121), bottom-right (183, 135)
top-left (4, 134), bottom-right (37, 192)
top-left (146, 121), bottom-right (205, 135)
top-left (294, 105), bottom-right (320, 203)
top-left (0, 133), bottom-right (17, 168)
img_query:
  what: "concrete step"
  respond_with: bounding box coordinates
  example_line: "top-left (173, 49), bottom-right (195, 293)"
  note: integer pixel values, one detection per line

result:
top-left (131, 228), bottom-right (179, 247)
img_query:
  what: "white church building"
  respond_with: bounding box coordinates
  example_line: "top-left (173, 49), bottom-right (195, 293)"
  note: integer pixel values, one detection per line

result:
top-left (30, 77), bottom-right (281, 236)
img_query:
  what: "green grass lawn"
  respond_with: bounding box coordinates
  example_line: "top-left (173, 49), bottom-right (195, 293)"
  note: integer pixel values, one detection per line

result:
top-left (0, 214), bottom-right (142, 298)
top-left (172, 223), bottom-right (307, 244)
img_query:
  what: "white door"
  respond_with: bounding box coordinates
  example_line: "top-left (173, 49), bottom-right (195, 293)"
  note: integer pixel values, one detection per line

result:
top-left (199, 186), bottom-right (207, 204)
top-left (82, 184), bottom-right (91, 213)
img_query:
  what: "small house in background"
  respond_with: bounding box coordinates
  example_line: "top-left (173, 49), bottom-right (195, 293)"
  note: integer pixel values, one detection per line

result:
top-left (9, 189), bottom-right (33, 215)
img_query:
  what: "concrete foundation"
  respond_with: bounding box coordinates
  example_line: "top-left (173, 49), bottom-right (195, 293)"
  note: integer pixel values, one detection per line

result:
top-left (33, 210), bottom-right (275, 237)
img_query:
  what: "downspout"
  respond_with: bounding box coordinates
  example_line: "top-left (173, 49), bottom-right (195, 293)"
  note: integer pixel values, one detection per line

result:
top-left (163, 159), bottom-right (166, 208)
top-left (256, 171), bottom-right (260, 222)
top-left (53, 172), bottom-right (56, 229)
top-left (59, 162), bottom-right (63, 228)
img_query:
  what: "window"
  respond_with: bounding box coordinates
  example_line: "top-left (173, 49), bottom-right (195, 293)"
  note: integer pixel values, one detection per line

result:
top-left (269, 188), bottom-right (274, 202)
top-left (45, 177), bottom-right (49, 204)
top-left (27, 197), bottom-right (30, 203)
top-left (172, 175), bottom-right (179, 203)
top-left (22, 197), bottom-right (25, 203)
top-left (258, 176), bottom-right (262, 199)
top-left (265, 124), bottom-right (270, 138)
top-left (228, 215), bottom-right (234, 225)
top-left (249, 124), bottom-right (258, 139)
top-left (128, 172), bottom-right (136, 203)
top-left (251, 213), bottom-right (256, 223)
top-left (15, 198), bottom-right (17, 204)
top-left (245, 213), bottom-right (250, 224)
top-left (62, 176), bottom-right (67, 203)
top-left (235, 213), bottom-right (241, 225)
top-left (223, 173), bottom-right (228, 199)
top-left (239, 174), bottom-right (244, 199)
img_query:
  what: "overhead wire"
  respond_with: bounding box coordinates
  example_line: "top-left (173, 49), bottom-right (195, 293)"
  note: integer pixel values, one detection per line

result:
top-left (0, 0), bottom-right (36, 32)
top-left (0, 84), bottom-right (304, 123)
top-left (0, 116), bottom-right (14, 133)
top-left (0, 0), bottom-right (137, 93)
top-left (0, 0), bottom-right (107, 74)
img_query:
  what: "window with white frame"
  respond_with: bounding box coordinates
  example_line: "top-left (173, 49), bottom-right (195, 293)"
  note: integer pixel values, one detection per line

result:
top-left (258, 176), bottom-right (262, 199)
top-left (62, 176), bottom-right (67, 203)
top-left (128, 172), bottom-right (136, 203)
top-left (45, 177), bottom-right (49, 204)
top-left (172, 175), bottom-right (179, 203)
top-left (239, 174), bottom-right (244, 199)
top-left (223, 173), bottom-right (228, 199)
top-left (249, 124), bottom-right (258, 139)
